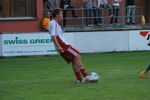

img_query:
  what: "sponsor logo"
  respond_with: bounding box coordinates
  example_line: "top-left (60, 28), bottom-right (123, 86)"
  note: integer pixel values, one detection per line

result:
top-left (3, 37), bottom-right (53, 45)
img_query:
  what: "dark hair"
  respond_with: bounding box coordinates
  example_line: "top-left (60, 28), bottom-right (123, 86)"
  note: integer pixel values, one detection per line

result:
top-left (52, 8), bottom-right (62, 18)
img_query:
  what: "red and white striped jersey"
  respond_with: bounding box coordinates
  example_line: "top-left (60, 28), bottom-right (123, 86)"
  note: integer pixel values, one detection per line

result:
top-left (48, 19), bottom-right (70, 51)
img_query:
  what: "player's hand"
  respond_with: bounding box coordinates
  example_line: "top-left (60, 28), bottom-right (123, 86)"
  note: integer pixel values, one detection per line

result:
top-left (57, 46), bottom-right (64, 52)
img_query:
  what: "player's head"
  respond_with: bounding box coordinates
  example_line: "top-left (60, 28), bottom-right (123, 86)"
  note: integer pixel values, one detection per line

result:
top-left (52, 8), bottom-right (62, 21)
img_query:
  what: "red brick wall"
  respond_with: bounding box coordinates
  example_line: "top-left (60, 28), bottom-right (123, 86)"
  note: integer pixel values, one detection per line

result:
top-left (0, 0), bottom-right (148, 32)
top-left (0, 0), bottom-right (43, 32)
top-left (145, 0), bottom-right (150, 22)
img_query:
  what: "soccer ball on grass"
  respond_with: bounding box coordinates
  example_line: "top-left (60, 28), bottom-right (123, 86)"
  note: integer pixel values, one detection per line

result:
top-left (84, 72), bottom-right (100, 83)
top-left (89, 72), bottom-right (100, 82)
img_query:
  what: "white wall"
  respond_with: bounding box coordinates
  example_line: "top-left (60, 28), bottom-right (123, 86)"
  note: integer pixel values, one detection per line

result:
top-left (1, 30), bottom-right (150, 56)
top-left (69, 30), bottom-right (150, 53)
top-left (129, 31), bottom-right (150, 51)
top-left (72, 31), bottom-right (129, 53)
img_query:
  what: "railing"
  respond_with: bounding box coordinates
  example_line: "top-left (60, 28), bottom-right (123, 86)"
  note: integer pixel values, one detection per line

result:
top-left (46, 7), bottom-right (150, 32)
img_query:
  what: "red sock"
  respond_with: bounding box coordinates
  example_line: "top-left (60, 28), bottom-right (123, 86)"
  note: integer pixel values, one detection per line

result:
top-left (73, 67), bottom-right (82, 81)
top-left (79, 66), bottom-right (89, 77)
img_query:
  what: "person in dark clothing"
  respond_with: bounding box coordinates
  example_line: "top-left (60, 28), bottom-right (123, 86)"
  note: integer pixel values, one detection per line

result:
top-left (44, 0), bottom-right (59, 19)
top-left (60, 0), bottom-right (78, 27)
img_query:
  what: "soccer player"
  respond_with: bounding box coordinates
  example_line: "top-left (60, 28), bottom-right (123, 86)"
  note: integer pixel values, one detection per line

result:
top-left (139, 41), bottom-right (150, 78)
top-left (48, 8), bottom-right (91, 83)
top-left (139, 63), bottom-right (150, 78)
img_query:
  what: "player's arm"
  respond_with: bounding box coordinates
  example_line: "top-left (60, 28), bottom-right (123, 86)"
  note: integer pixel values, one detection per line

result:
top-left (49, 22), bottom-right (63, 52)
top-left (51, 36), bottom-right (63, 52)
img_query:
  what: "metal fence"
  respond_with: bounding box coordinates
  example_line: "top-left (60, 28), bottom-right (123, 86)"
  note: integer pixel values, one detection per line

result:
top-left (46, 7), bottom-right (150, 32)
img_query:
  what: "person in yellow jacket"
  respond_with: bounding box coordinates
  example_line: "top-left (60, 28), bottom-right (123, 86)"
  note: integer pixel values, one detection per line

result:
top-left (42, 11), bottom-right (51, 31)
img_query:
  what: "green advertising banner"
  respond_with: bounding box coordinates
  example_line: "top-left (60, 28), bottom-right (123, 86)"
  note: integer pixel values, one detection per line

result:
top-left (2, 33), bottom-right (57, 56)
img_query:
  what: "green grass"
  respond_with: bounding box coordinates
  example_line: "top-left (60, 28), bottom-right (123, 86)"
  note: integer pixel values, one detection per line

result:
top-left (0, 51), bottom-right (150, 100)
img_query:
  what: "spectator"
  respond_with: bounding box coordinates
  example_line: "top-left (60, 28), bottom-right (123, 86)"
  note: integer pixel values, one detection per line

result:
top-left (43, 0), bottom-right (47, 9)
top-left (60, 0), bottom-right (78, 27)
top-left (92, 0), bottom-right (99, 25)
top-left (99, 0), bottom-right (113, 24)
top-left (94, 0), bottom-right (103, 25)
top-left (83, 0), bottom-right (93, 26)
top-left (44, 0), bottom-right (59, 19)
top-left (42, 11), bottom-right (51, 32)
top-left (126, 0), bottom-right (136, 25)
top-left (110, 0), bottom-right (122, 24)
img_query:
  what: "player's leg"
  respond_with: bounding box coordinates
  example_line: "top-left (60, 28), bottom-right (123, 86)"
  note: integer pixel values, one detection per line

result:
top-left (139, 63), bottom-right (150, 78)
top-left (72, 61), bottom-right (83, 82)
top-left (144, 63), bottom-right (150, 72)
top-left (72, 55), bottom-right (92, 83)
top-left (72, 55), bottom-right (89, 77)
top-left (66, 46), bottom-right (89, 77)
top-left (60, 46), bottom-right (89, 82)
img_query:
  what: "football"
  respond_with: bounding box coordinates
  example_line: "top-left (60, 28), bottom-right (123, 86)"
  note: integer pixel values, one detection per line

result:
top-left (88, 72), bottom-right (100, 82)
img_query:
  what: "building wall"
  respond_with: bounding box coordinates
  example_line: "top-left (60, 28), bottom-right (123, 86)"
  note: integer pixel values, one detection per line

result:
top-left (145, 0), bottom-right (150, 22)
top-left (0, 0), bottom-right (148, 33)
top-left (0, 0), bottom-right (43, 32)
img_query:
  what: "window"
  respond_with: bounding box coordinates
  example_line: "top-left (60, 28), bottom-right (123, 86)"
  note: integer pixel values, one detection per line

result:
top-left (0, 0), bottom-right (2, 17)
top-left (0, 0), bottom-right (36, 20)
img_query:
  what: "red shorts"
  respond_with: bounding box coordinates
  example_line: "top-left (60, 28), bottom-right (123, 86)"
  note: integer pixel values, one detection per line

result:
top-left (56, 36), bottom-right (80, 63)
top-left (60, 46), bottom-right (80, 64)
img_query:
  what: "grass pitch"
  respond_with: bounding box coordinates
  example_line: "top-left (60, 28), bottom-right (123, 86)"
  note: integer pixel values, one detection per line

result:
top-left (0, 51), bottom-right (150, 100)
